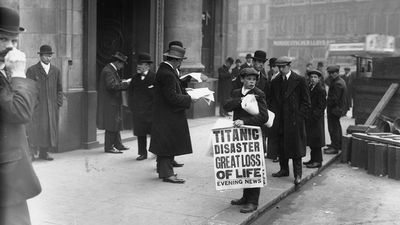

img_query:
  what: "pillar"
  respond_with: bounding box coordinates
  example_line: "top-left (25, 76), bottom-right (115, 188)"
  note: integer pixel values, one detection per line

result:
top-left (163, 0), bottom-right (204, 73)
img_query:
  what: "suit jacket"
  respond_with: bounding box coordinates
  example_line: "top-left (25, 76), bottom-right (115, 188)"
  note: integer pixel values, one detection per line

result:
top-left (224, 87), bottom-right (269, 127)
top-left (327, 76), bottom-right (347, 118)
top-left (231, 67), bottom-right (242, 91)
top-left (269, 71), bottom-right (311, 158)
top-left (97, 63), bottom-right (129, 131)
top-left (256, 69), bottom-right (270, 102)
top-left (149, 62), bottom-right (193, 157)
top-left (128, 71), bottom-right (156, 136)
top-left (0, 76), bottom-right (41, 206)
top-left (305, 83), bottom-right (326, 148)
top-left (26, 62), bottom-right (63, 147)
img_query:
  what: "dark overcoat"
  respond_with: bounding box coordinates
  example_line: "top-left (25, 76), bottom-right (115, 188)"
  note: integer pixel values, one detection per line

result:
top-left (269, 71), bottom-right (311, 159)
top-left (128, 71), bottom-right (156, 136)
top-left (0, 76), bottom-right (41, 207)
top-left (340, 73), bottom-right (354, 111)
top-left (26, 62), bottom-right (63, 147)
top-left (256, 69), bottom-right (270, 102)
top-left (97, 63), bottom-right (129, 131)
top-left (217, 64), bottom-right (232, 103)
top-left (223, 87), bottom-right (269, 131)
top-left (149, 62), bottom-right (193, 157)
top-left (231, 67), bottom-right (242, 91)
top-left (305, 83), bottom-right (326, 148)
top-left (327, 76), bottom-right (347, 118)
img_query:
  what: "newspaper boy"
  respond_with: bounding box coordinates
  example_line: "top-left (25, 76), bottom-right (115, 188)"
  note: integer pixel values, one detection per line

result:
top-left (223, 67), bottom-right (269, 213)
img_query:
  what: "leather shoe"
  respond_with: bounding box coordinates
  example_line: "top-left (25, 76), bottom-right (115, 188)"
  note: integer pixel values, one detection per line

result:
top-left (240, 203), bottom-right (258, 213)
top-left (272, 158), bottom-right (279, 163)
top-left (294, 175), bottom-right (302, 185)
top-left (231, 198), bottom-right (246, 205)
top-left (38, 153), bottom-right (54, 161)
top-left (136, 155), bottom-right (147, 161)
top-left (324, 148), bottom-right (339, 154)
top-left (272, 170), bottom-right (289, 177)
top-left (105, 148), bottom-right (123, 154)
top-left (115, 145), bottom-right (129, 151)
top-left (163, 175), bottom-right (185, 184)
top-left (306, 162), bottom-right (322, 168)
top-left (172, 160), bottom-right (184, 167)
top-left (303, 160), bottom-right (313, 165)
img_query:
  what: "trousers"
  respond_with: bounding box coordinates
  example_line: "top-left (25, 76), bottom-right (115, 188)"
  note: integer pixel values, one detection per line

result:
top-left (105, 130), bottom-right (123, 151)
top-left (327, 114), bottom-right (342, 150)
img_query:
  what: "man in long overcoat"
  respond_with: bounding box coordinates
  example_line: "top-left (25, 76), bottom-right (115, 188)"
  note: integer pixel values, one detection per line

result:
top-left (240, 53), bottom-right (252, 70)
top-left (231, 59), bottom-right (242, 91)
top-left (340, 67), bottom-right (353, 112)
top-left (26, 45), bottom-right (62, 161)
top-left (97, 52), bottom-right (131, 154)
top-left (324, 65), bottom-right (347, 155)
top-left (217, 57), bottom-right (234, 116)
top-left (269, 56), bottom-right (311, 185)
top-left (0, 7), bottom-right (42, 224)
top-left (304, 70), bottom-right (326, 168)
top-left (149, 44), bottom-right (195, 184)
top-left (128, 53), bottom-right (155, 160)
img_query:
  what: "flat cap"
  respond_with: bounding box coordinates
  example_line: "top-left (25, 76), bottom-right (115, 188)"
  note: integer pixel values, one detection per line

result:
top-left (327, 65), bottom-right (340, 73)
top-left (275, 56), bottom-right (292, 66)
top-left (306, 69), bottom-right (322, 77)
top-left (240, 67), bottom-right (259, 78)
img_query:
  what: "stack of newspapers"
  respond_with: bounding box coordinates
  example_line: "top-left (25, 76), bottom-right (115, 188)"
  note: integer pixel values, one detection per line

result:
top-left (181, 72), bottom-right (215, 105)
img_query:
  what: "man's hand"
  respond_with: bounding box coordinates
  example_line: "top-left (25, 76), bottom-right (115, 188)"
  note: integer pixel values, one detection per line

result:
top-left (4, 48), bottom-right (26, 78)
top-left (233, 119), bottom-right (244, 127)
top-left (122, 78), bottom-right (132, 83)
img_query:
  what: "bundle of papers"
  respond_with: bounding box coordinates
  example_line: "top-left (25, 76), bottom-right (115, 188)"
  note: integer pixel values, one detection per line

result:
top-left (186, 88), bottom-right (214, 105)
top-left (180, 72), bottom-right (202, 83)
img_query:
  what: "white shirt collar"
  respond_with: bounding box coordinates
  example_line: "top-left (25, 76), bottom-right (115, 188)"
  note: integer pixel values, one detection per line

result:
top-left (110, 63), bottom-right (117, 71)
top-left (0, 63), bottom-right (6, 78)
top-left (283, 70), bottom-right (292, 80)
top-left (164, 61), bottom-right (174, 69)
top-left (241, 86), bottom-right (252, 96)
top-left (41, 61), bottom-right (50, 74)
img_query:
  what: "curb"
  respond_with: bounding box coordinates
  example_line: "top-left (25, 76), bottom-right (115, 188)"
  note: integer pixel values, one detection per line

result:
top-left (240, 152), bottom-right (342, 225)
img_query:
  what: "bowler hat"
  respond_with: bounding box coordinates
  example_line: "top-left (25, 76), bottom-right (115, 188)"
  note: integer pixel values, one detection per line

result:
top-left (112, 51), bottom-right (128, 64)
top-left (163, 45), bottom-right (187, 60)
top-left (307, 69), bottom-right (322, 77)
top-left (226, 57), bottom-right (234, 64)
top-left (327, 65), bottom-right (340, 73)
top-left (168, 41), bottom-right (183, 48)
top-left (0, 7), bottom-right (25, 34)
top-left (252, 50), bottom-right (268, 62)
top-left (268, 57), bottom-right (277, 67)
top-left (245, 53), bottom-right (252, 59)
top-left (240, 68), bottom-right (259, 79)
top-left (37, 45), bottom-right (54, 54)
top-left (137, 53), bottom-right (153, 63)
top-left (275, 56), bottom-right (292, 66)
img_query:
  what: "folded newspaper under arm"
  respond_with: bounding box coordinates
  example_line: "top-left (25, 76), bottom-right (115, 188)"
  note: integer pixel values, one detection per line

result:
top-left (186, 87), bottom-right (215, 105)
top-left (180, 72), bottom-right (202, 83)
top-left (264, 110), bottom-right (275, 128)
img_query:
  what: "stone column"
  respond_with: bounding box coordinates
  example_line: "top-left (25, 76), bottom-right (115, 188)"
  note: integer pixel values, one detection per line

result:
top-left (164, 0), bottom-right (204, 72)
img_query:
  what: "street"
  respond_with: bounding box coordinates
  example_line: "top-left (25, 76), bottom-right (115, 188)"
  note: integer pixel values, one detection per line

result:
top-left (250, 162), bottom-right (400, 225)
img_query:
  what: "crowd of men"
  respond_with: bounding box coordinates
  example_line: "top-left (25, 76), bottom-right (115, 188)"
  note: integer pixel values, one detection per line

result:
top-left (0, 5), bottom-right (353, 224)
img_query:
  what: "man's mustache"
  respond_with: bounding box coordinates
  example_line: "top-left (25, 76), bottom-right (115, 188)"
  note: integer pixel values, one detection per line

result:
top-left (0, 48), bottom-right (13, 61)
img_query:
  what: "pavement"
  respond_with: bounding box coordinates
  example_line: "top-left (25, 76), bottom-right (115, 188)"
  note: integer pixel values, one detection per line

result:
top-left (29, 114), bottom-right (355, 225)
top-left (250, 161), bottom-right (400, 225)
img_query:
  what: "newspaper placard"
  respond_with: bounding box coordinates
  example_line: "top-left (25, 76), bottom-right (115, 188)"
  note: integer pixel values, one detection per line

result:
top-left (212, 126), bottom-right (266, 190)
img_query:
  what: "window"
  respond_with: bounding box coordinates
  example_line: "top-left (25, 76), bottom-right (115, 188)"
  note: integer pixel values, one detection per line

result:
top-left (294, 15), bottom-right (306, 35)
top-left (258, 29), bottom-right (266, 48)
top-left (334, 12), bottom-right (347, 34)
top-left (314, 13), bottom-right (326, 35)
top-left (247, 29), bottom-right (254, 49)
top-left (248, 5), bottom-right (253, 21)
top-left (275, 16), bottom-right (287, 36)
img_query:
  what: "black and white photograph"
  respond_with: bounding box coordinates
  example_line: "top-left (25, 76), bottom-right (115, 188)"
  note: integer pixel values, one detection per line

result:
top-left (1, 0), bottom-right (400, 224)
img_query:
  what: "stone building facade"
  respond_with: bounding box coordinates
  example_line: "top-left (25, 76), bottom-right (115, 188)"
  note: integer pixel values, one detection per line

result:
top-left (1, 0), bottom-right (238, 151)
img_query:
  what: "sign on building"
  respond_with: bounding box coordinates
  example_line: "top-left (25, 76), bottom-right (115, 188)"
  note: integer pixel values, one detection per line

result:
top-left (212, 126), bottom-right (266, 191)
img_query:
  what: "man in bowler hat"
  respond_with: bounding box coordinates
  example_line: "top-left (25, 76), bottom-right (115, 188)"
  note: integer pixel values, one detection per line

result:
top-left (149, 44), bottom-right (197, 183)
top-left (269, 56), bottom-right (310, 185)
top-left (97, 51), bottom-right (132, 154)
top-left (324, 65), bottom-right (347, 155)
top-left (128, 53), bottom-right (156, 160)
top-left (26, 45), bottom-right (63, 161)
top-left (0, 6), bottom-right (42, 225)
